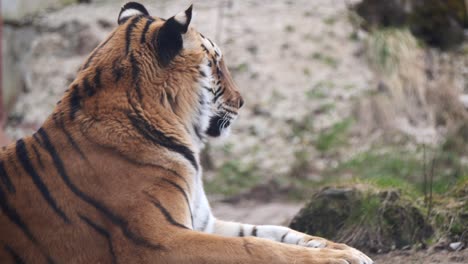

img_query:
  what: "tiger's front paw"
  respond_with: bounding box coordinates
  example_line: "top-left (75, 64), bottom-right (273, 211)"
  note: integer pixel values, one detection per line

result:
top-left (306, 247), bottom-right (374, 264)
top-left (292, 233), bottom-right (373, 264)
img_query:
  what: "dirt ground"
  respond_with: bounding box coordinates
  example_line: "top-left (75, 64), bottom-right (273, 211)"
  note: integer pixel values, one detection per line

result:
top-left (371, 249), bottom-right (467, 264)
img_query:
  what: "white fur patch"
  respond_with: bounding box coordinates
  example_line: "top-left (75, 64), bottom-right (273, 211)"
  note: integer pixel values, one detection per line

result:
top-left (192, 176), bottom-right (214, 232)
top-left (190, 57), bottom-right (215, 148)
top-left (174, 11), bottom-right (188, 25)
top-left (119, 9), bottom-right (144, 21)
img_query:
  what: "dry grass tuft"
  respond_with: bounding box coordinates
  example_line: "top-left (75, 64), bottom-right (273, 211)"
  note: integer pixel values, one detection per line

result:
top-left (355, 29), bottom-right (467, 144)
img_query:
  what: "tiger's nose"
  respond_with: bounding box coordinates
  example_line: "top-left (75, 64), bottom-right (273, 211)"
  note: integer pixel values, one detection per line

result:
top-left (238, 97), bottom-right (244, 108)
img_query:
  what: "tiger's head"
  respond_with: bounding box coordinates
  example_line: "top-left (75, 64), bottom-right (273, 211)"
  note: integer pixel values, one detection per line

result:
top-left (71, 2), bottom-right (243, 152)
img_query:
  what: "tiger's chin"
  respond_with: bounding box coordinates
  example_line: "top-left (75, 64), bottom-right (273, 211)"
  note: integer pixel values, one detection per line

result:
top-left (205, 115), bottom-right (233, 138)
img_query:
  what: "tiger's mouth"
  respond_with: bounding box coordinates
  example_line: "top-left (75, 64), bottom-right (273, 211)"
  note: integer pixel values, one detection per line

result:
top-left (206, 112), bottom-right (235, 137)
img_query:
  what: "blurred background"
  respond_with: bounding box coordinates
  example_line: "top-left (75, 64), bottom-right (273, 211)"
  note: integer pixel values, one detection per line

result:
top-left (1, 0), bottom-right (467, 262)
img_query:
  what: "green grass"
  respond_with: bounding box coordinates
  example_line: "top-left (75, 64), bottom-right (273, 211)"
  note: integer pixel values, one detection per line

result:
top-left (305, 89), bottom-right (327, 99)
top-left (315, 119), bottom-right (352, 152)
top-left (336, 150), bottom-right (420, 179)
top-left (204, 160), bottom-right (260, 196)
top-left (234, 63), bottom-right (249, 73)
top-left (309, 52), bottom-right (339, 68)
top-left (346, 194), bottom-right (381, 225)
top-left (305, 80), bottom-right (335, 100)
top-left (323, 16), bottom-right (337, 25)
top-left (325, 146), bottom-right (468, 197)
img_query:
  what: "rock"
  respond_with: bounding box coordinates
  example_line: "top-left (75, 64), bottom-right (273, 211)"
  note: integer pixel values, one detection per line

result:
top-left (289, 186), bottom-right (433, 253)
top-left (2, 3), bottom-right (115, 138)
top-left (1, 24), bottom-right (38, 113)
top-left (354, 0), bottom-right (409, 29)
top-left (2, 0), bottom-right (76, 22)
top-left (449, 242), bottom-right (464, 251)
top-left (460, 95), bottom-right (468, 109)
top-left (354, 0), bottom-right (467, 50)
top-left (409, 0), bottom-right (466, 50)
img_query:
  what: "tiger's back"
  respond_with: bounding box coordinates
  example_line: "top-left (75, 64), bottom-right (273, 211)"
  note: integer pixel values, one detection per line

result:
top-left (0, 4), bottom-right (198, 261)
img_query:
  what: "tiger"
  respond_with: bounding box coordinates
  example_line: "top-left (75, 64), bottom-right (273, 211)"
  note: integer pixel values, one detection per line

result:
top-left (0, 2), bottom-right (373, 263)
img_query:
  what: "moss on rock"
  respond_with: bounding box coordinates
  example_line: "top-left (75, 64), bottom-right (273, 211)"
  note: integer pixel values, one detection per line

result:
top-left (430, 177), bottom-right (468, 244)
top-left (290, 186), bottom-right (433, 253)
top-left (410, 0), bottom-right (466, 50)
top-left (354, 0), bottom-right (467, 50)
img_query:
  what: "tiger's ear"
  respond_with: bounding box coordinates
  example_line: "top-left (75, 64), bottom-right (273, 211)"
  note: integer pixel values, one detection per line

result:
top-left (157, 5), bottom-right (193, 67)
top-left (118, 2), bottom-right (149, 25)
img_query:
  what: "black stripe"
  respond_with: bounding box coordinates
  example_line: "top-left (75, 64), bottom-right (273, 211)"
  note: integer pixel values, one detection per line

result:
top-left (252, 226), bottom-right (257, 237)
top-left (203, 86), bottom-right (213, 93)
top-left (129, 54), bottom-right (143, 101)
top-left (238, 226), bottom-right (244, 237)
top-left (79, 214), bottom-right (117, 264)
top-left (140, 18), bottom-right (154, 44)
top-left (295, 238), bottom-right (301, 245)
top-left (0, 160), bottom-right (15, 193)
top-left (93, 68), bottom-right (102, 91)
top-left (33, 133), bottom-right (44, 148)
top-left (0, 185), bottom-right (37, 244)
top-left (207, 38), bottom-right (215, 48)
top-left (125, 16), bottom-right (143, 55)
top-left (126, 112), bottom-right (198, 171)
top-left (146, 194), bottom-right (188, 229)
top-left (55, 118), bottom-right (88, 162)
top-left (213, 87), bottom-right (225, 103)
top-left (112, 59), bottom-right (123, 82)
top-left (216, 66), bottom-right (223, 78)
top-left (160, 178), bottom-right (193, 226)
top-left (106, 147), bottom-right (191, 194)
top-left (16, 139), bottom-right (70, 224)
top-left (4, 245), bottom-right (25, 264)
top-left (280, 232), bottom-right (288, 243)
top-left (82, 78), bottom-right (95, 97)
top-left (82, 31), bottom-right (116, 70)
top-left (201, 44), bottom-right (209, 54)
top-left (31, 144), bottom-right (44, 169)
top-left (69, 85), bottom-right (82, 120)
top-left (155, 164), bottom-right (191, 194)
top-left (37, 128), bottom-right (164, 251)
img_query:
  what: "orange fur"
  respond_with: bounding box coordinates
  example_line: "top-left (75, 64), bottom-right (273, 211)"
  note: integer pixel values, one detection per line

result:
top-left (0, 3), bottom-right (370, 264)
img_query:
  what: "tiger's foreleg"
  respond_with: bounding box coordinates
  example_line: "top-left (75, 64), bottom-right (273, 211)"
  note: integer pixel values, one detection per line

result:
top-left (213, 219), bottom-right (339, 248)
top-left (135, 188), bottom-right (372, 264)
top-left (211, 219), bottom-right (371, 262)
top-left (189, 185), bottom-right (372, 263)
top-left (157, 230), bottom-right (371, 264)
